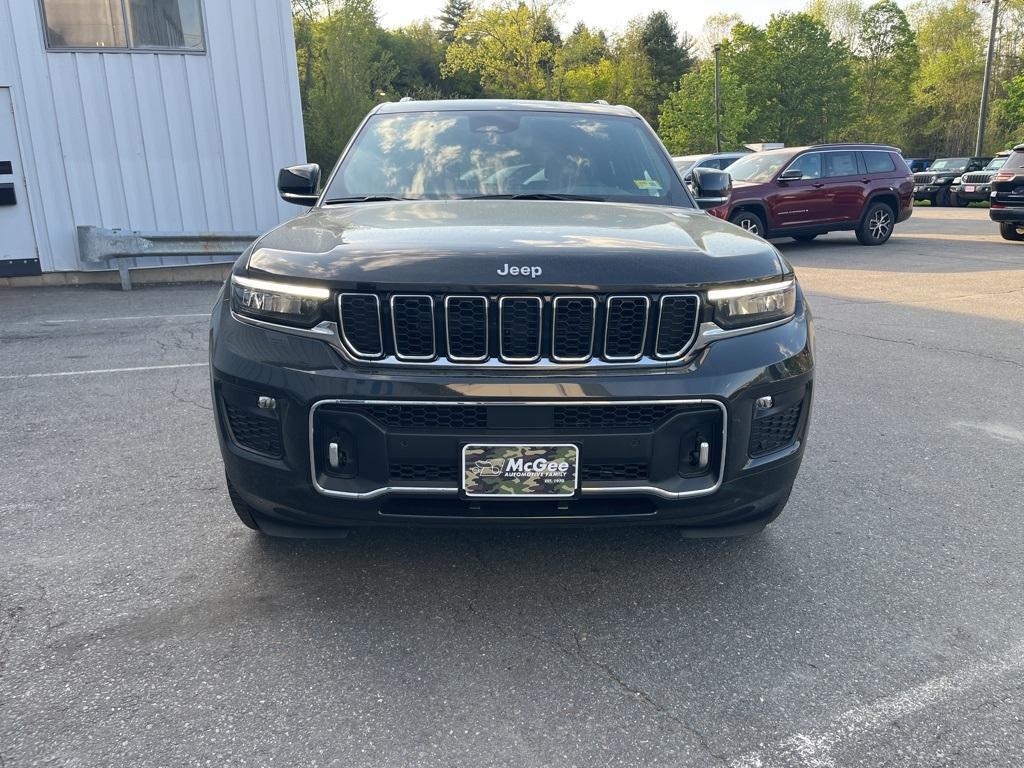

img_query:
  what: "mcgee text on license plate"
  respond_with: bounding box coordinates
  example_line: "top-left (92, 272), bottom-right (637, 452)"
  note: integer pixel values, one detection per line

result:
top-left (462, 444), bottom-right (579, 498)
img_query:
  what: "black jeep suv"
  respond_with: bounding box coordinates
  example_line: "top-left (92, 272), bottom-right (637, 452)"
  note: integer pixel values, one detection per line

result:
top-left (914, 156), bottom-right (991, 206)
top-left (990, 143), bottom-right (1024, 241)
top-left (950, 151), bottom-right (1010, 206)
top-left (210, 100), bottom-right (814, 536)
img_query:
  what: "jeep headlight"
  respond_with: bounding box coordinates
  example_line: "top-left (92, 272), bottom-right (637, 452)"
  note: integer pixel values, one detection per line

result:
top-left (231, 274), bottom-right (330, 327)
top-left (952, 176), bottom-right (962, 185)
top-left (707, 279), bottom-right (796, 329)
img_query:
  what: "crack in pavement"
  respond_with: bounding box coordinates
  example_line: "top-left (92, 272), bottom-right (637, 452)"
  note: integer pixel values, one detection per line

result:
top-left (461, 549), bottom-right (729, 764)
top-left (569, 629), bottom-right (731, 764)
top-left (170, 378), bottom-right (212, 412)
top-left (816, 324), bottom-right (1024, 369)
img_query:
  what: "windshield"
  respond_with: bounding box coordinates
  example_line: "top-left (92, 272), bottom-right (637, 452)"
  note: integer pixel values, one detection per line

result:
top-left (727, 153), bottom-right (791, 183)
top-left (324, 110), bottom-right (690, 207)
top-left (985, 157), bottom-right (1007, 170)
top-left (930, 158), bottom-right (968, 171)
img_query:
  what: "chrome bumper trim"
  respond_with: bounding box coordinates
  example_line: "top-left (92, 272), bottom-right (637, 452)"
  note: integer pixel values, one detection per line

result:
top-left (308, 398), bottom-right (727, 501)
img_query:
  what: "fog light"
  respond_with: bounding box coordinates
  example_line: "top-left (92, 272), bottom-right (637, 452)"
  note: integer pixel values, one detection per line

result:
top-left (755, 396), bottom-right (774, 410)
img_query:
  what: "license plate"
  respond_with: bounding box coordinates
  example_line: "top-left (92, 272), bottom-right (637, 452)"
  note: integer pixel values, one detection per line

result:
top-left (964, 185), bottom-right (975, 193)
top-left (462, 444), bottom-right (579, 498)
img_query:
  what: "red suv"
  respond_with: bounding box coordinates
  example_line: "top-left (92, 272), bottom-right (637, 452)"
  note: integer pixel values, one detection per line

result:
top-left (710, 144), bottom-right (914, 245)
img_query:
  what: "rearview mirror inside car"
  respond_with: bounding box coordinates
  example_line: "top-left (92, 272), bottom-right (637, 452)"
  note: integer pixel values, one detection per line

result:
top-left (278, 164), bottom-right (321, 206)
top-left (691, 168), bottom-right (732, 210)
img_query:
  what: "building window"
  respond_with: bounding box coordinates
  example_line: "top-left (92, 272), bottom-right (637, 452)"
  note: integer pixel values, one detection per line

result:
top-left (41, 0), bottom-right (205, 52)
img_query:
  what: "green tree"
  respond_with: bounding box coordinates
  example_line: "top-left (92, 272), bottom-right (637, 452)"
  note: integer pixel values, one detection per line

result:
top-left (908, 0), bottom-right (984, 155)
top-left (638, 11), bottom-right (693, 119)
top-left (994, 74), bottom-right (1024, 142)
top-left (302, 0), bottom-right (395, 169)
top-left (442, 0), bottom-right (562, 98)
top-left (806, 0), bottom-right (864, 49)
top-left (658, 61), bottom-right (749, 153)
top-left (551, 22), bottom-right (609, 100)
top-left (382, 22), bottom-right (446, 99)
top-left (726, 13), bottom-right (854, 145)
top-left (611, 18), bottom-right (660, 122)
top-left (438, 0), bottom-right (473, 45)
top-left (844, 0), bottom-right (918, 145)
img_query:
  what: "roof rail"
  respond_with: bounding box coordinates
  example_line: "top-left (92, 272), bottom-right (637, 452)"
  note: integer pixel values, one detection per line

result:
top-left (399, 96), bottom-right (415, 102)
top-left (593, 99), bottom-right (609, 105)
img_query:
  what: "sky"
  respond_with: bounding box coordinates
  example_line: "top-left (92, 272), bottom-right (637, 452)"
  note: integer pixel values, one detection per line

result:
top-left (374, 0), bottom-right (821, 38)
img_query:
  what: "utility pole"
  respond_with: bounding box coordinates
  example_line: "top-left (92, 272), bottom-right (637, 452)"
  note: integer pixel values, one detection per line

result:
top-left (713, 43), bottom-right (722, 154)
top-left (976, 0), bottom-right (1000, 156)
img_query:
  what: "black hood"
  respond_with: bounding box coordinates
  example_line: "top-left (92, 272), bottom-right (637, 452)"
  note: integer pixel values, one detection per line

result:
top-left (245, 200), bottom-right (787, 290)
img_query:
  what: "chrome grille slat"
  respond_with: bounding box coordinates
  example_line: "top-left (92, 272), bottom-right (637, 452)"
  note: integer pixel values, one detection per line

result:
top-left (337, 293), bottom-right (384, 359)
top-left (340, 293), bottom-right (701, 367)
top-left (654, 295), bottom-right (701, 359)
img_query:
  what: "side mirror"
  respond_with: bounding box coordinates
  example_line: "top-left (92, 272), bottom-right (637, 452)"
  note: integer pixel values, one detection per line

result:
top-left (691, 167), bottom-right (732, 210)
top-left (278, 164), bottom-right (320, 205)
top-left (778, 169), bottom-right (803, 182)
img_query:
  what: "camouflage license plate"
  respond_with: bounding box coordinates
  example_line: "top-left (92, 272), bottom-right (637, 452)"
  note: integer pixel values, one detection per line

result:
top-left (462, 444), bottom-right (579, 498)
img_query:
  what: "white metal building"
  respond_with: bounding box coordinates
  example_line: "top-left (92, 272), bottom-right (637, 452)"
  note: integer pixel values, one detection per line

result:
top-left (0, 0), bottom-right (305, 278)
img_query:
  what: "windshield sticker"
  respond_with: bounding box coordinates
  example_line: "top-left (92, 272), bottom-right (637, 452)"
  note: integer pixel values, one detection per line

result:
top-left (634, 179), bottom-right (662, 190)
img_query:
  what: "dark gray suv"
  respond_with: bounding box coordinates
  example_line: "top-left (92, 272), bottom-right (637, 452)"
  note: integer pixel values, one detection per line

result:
top-left (211, 100), bottom-right (814, 536)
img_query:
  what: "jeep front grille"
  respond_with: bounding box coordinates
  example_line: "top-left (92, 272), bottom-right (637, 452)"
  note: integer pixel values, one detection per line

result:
top-left (960, 172), bottom-right (991, 185)
top-left (913, 172), bottom-right (935, 184)
top-left (336, 293), bottom-right (701, 366)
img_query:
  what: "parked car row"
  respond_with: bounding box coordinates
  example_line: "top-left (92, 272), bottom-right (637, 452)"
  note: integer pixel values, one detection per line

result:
top-left (913, 156), bottom-right (993, 206)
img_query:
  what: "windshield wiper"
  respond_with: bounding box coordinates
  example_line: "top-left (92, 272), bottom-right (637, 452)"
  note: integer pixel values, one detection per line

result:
top-left (322, 195), bottom-right (412, 204)
top-left (463, 193), bottom-right (606, 202)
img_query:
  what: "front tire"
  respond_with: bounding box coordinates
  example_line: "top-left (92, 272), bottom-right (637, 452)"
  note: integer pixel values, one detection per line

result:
top-left (936, 187), bottom-right (952, 207)
top-left (856, 202), bottom-right (895, 246)
top-left (1000, 222), bottom-right (1024, 241)
top-left (952, 192), bottom-right (970, 207)
top-left (730, 210), bottom-right (766, 238)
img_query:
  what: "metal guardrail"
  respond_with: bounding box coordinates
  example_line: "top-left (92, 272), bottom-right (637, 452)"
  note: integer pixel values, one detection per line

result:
top-left (77, 226), bottom-right (256, 290)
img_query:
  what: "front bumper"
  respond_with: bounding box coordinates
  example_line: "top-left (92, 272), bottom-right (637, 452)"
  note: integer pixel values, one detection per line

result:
top-left (990, 206), bottom-right (1024, 223)
top-left (210, 290), bottom-right (815, 532)
top-left (913, 184), bottom-right (945, 200)
top-left (953, 184), bottom-right (991, 202)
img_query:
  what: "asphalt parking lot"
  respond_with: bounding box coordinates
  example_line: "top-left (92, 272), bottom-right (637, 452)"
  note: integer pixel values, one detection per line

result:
top-left (1, 206), bottom-right (1023, 767)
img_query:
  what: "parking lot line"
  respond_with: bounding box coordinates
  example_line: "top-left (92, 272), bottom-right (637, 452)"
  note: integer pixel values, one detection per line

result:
top-left (6, 312), bottom-right (210, 326)
top-left (0, 362), bottom-right (206, 380)
top-left (728, 644), bottom-right (1024, 767)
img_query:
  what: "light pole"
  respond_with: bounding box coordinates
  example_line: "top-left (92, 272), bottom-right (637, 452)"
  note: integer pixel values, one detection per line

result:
top-left (975, 0), bottom-right (1000, 156)
top-left (713, 43), bottom-right (722, 153)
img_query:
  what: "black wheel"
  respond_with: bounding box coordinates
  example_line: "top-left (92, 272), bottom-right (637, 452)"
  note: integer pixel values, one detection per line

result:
top-left (792, 234), bottom-right (817, 242)
top-left (1001, 222), bottom-right (1024, 241)
top-left (226, 476), bottom-right (262, 531)
top-left (730, 210), bottom-right (766, 238)
top-left (952, 193), bottom-right (970, 208)
top-left (936, 187), bottom-right (952, 207)
top-left (856, 202), bottom-right (895, 246)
